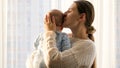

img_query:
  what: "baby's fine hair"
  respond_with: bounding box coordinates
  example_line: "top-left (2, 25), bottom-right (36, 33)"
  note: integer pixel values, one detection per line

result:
top-left (49, 9), bottom-right (63, 26)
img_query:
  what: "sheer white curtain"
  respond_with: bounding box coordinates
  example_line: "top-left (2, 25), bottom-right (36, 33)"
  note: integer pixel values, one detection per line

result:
top-left (0, 0), bottom-right (2, 67)
top-left (1, 0), bottom-right (117, 68)
top-left (90, 0), bottom-right (116, 68)
top-left (1, 0), bottom-right (7, 68)
top-left (116, 0), bottom-right (120, 68)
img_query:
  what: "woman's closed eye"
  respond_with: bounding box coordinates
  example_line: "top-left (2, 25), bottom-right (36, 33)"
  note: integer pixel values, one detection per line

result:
top-left (65, 9), bottom-right (72, 14)
top-left (67, 9), bottom-right (72, 13)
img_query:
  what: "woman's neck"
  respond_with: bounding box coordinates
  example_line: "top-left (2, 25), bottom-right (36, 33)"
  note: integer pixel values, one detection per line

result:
top-left (70, 26), bottom-right (88, 39)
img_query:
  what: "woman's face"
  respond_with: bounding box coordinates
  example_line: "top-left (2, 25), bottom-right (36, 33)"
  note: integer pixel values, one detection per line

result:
top-left (63, 3), bottom-right (80, 28)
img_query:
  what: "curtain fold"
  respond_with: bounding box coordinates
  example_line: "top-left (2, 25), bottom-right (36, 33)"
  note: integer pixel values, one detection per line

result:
top-left (1, 0), bottom-right (7, 68)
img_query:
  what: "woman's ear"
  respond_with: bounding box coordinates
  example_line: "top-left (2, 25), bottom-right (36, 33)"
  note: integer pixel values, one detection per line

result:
top-left (79, 13), bottom-right (86, 22)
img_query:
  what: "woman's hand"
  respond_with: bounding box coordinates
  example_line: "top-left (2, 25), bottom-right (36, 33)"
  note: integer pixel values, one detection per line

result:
top-left (44, 13), bottom-right (56, 32)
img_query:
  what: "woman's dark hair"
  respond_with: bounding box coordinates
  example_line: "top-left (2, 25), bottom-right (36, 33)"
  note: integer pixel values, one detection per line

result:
top-left (74, 0), bottom-right (96, 68)
top-left (74, 0), bottom-right (95, 42)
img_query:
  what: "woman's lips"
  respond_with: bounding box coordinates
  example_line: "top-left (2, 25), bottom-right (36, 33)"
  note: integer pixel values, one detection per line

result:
top-left (62, 15), bottom-right (66, 23)
top-left (63, 14), bottom-right (66, 20)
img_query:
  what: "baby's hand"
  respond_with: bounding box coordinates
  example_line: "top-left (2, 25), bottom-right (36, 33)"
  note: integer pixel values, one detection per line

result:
top-left (44, 13), bottom-right (56, 32)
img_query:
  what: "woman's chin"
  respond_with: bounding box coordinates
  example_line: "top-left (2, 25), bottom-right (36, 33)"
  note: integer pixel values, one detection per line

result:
top-left (63, 21), bottom-right (68, 27)
top-left (63, 23), bottom-right (67, 27)
top-left (63, 25), bottom-right (70, 28)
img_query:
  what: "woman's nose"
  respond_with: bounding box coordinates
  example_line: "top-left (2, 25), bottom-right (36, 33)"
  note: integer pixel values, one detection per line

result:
top-left (63, 11), bottom-right (67, 17)
top-left (63, 14), bottom-right (67, 18)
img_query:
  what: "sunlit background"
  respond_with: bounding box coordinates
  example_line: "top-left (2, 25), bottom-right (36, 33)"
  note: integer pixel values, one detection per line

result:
top-left (0, 0), bottom-right (119, 68)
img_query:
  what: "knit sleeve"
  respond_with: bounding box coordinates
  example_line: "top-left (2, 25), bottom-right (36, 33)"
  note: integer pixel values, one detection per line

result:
top-left (42, 31), bottom-right (73, 68)
top-left (42, 31), bottom-right (62, 68)
top-left (41, 31), bottom-right (96, 68)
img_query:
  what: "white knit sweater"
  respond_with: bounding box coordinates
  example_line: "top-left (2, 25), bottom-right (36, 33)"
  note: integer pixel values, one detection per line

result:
top-left (40, 31), bottom-right (96, 68)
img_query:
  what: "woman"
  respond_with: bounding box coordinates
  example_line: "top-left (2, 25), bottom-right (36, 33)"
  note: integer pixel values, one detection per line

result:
top-left (41, 0), bottom-right (96, 68)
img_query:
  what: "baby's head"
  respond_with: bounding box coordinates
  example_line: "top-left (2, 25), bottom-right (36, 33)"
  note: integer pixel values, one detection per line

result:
top-left (49, 9), bottom-right (64, 31)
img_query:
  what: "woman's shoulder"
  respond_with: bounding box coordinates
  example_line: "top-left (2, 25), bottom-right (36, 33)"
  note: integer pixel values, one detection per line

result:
top-left (71, 38), bottom-right (95, 49)
top-left (70, 38), bottom-right (96, 56)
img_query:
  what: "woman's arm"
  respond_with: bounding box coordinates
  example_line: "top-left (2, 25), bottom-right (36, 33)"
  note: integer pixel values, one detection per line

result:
top-left (42, 31), bottom-right (96, 68)
top-left (41, 13), bottom-right (96, 68)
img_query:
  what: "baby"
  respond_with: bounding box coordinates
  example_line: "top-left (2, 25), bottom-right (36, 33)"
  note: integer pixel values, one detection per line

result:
top-left (26, 9), bottom-right (71, 68)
